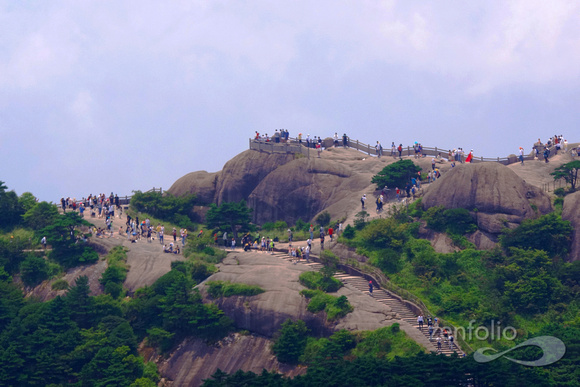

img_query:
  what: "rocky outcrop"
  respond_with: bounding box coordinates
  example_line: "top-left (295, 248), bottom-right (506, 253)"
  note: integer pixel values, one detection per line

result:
top-left (422, 163), bottom-right (552, 246)
top-left (167, 171), bottom-right (219, 204)
top-left (247, 157), bottom-right (364, 225)
top-left (213, 150), bottom-right (295, 205)
top-left (197, 252), bottom-right (396, 338)
top-left (156, 334), bottom-right (304, 387)
top-left (169, 147), bottom-right (379, 225)
top-left (562, 190), bottom-right (580, 261)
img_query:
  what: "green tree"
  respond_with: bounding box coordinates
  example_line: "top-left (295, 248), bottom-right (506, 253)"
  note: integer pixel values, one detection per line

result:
top-left (40, 212), bottom-right (96, 267)
top-left (205, 200), bottom-right (253, 238)
top-left (550, 160), bottom-right (580, 191)
top-left (22, 201), bottom-right (59, 231)
top-left (0, 181), bottom-right (23, 230)
top-left (65, 275), bottom-right (93, 328)
top-left (18, 192), bottom-right (37, 213)
top-left (130, 191), bottom-right (198, 227)
top-left (272, 319), bottom-right (309, 364)
top-left (19, 254), bottom-right (49, 287)
top-left (499, 213), bottom-right (573, 257)
top-left (371, 159), bottom-right (422, 190)
top-left (80, 345), bottom-right (144, 387)
top-left (494, 248), bottom-right (566, 313)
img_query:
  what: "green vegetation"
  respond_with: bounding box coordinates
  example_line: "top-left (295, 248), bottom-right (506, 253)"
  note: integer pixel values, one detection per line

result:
top-left (339, 203), bottom-right (579, 385)
top-left (315, 211), bottom-right (331, 227)
top-left (206, 281), bottom-right (264, 298)
top-left (99, 246), bottom-right (129, 298)
top-left (205, 200), bottom-right (253, 238)
top-left (550, 160), bottom-right (580, 191)
top-left (299, 271), bottom-right (343, 293)
top-left (130, 190), bottom-right (198, 229)
top-left (51, 278), bottom-right (69, 290)
top-left (300, 289), bottom-right (353, 321)
top-left (423, 206), bottom-right (477, 235)
top-left (272, 319), bottom-right (309, 364)
top-left (371, 159), bottom-right (422, 190)
top-left (203, 351), bottom-right (554, 386)
top-left (499, 212), bottom-right (573, 258)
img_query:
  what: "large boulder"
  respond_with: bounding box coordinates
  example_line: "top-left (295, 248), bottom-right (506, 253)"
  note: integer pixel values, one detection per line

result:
top-left (422, 163), bottom-right (552, 238)
top-left (214, 150), bottom-right (295, 205)
top-left (198, 252), bottom-right (396, 338)
top-left (562, 190), bottom-right (580, 261)
top-left (167, 171), bottom-right (219, 204)
top-left (156, 334), bottom-right (304, 386)
top-left (248, 157), bottom-right (365, 225)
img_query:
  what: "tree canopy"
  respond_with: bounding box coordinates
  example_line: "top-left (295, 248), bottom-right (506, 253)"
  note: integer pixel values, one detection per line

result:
top-left (205, 200), bottom-right (252, 238)
top-left (550, 160), bottom-right (580, 191)
top-left (371, 159), bottom-right (422, 190)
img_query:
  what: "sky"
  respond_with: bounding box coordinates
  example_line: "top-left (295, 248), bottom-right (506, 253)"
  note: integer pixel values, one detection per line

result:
top-left (1, 1), bottom-right (580, 202)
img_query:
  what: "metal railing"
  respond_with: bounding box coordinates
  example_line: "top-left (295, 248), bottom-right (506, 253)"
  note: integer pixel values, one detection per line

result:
top-left (338, 256), bottom-right (474, 353)
top-left (58, 187), bottom-right (163, 208)
top-left (249, 137), bottom-right (577, 167)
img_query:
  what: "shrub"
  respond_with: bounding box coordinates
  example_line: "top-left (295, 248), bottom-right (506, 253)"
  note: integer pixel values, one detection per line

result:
top-left (554, 188), bottom-right (566, 197)
top-left (499, 213), bottom-right (573, 257)
top-left (272, 319), bottom-right (309, 364)
top-left (20, 254), bottom-right (49, 287)
top-left (104, 281), bottom-right (123, 298)
top-left (354, 211), bottom-right (369, 230)
top-left (273, 221), bottom-right (288, 230)
top-left (299, 271), bottom-right (343, 293)
top-left (300, 289), bottom-right (353, 321)
top-left (315, 211), bottom-right (331, 227)
top-left (51, 279), bottom-right (69, 290)
top-left (423, 206), bottom-right (476, 235)
top-left (342, 224), bottom-right (355, 239)
top-left (262, 222), bottom-right (275, 231)
top-left (190, 261), bottom-right (217, 283)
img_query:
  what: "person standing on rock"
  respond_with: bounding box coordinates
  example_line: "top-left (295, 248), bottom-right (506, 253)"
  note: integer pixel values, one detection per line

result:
top-left (398, 144), bottom-right (403, 159)
top-left (223, 231), bottom-right (228, 247)
top-left (361, 194), bottom-right (366, 209)
top-left (338, 222), bottom-right (343, 236)
top-left (307, 237), bottom-right (312, 252)
top-left (328, 226), bottom-right (333, 241)
top-left (368, 280), bottom-right (373, 296)
top-left (334, 133), bottom-right (339, 147)
top-left (288, 229), bottom-right (293, 243)
top-left (519, 147), bottom-right (524, 164)
top-left (391, 142), bottom-right (396, 158)
top-left (309, 225), bottom-right (314, 240)
top-left (320, 234), bottom-right (325, 250)
top-left (342, 133), bottom-right (348, 148)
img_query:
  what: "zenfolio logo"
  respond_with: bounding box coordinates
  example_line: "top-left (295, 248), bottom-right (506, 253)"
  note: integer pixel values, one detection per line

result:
top-left (474, 336), bottom-right (566, 366)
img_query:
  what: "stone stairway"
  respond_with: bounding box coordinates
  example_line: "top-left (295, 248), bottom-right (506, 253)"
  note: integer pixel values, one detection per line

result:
top-left (271, 250), bottom-right (463, 356)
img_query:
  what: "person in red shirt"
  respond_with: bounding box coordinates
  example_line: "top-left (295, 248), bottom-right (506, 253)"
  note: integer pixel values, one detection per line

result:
top-left (328, 227), bottom-right (334, 241)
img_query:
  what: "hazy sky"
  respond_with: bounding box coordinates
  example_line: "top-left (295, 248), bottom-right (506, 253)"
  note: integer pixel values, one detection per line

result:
top-left (1, 1), bottom-right (579, 202)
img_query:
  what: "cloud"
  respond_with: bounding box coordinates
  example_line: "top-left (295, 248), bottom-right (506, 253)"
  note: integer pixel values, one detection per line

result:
top-left (1, 0), bottom-right (580, 201)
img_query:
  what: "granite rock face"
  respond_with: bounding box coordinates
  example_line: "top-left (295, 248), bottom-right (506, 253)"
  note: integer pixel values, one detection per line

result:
top-left (562, 190), bottom-right (580, 261)
top-left (422, 163), bottom-right (552, 243)
top-left (167, 171), bottom-right (219, 205)
top-left (169, 148), bottom-right (373, 225)
top-left (197, 252), bottom-right (396, 338)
